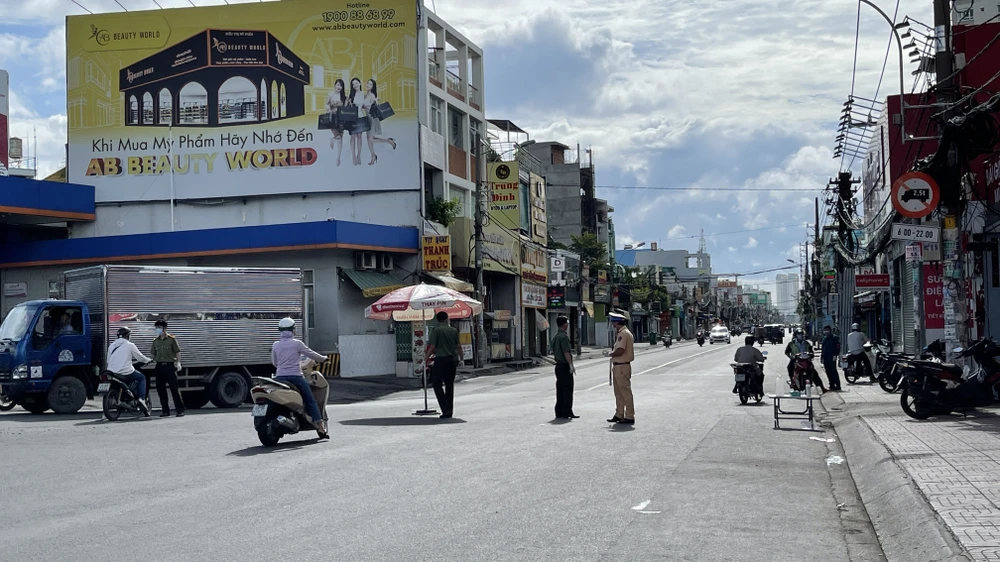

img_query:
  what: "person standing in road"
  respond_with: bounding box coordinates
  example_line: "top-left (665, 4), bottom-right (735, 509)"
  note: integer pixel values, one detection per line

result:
top-left (606, 312), bottom-right (635, 425)
top-left (151, 320), bottom-right (185, 417)
top-left (821, 325), bottom-right (842, 391)
top-left (551, 316), bottom-right (578, 419)
top-left (426, 311), bottom-right (463, 419)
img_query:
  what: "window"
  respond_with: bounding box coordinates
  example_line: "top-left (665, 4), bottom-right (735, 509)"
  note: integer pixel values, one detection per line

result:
top-left (469, 117), bottom-right (481, 146)
top-left (519, 179), bottom-right (530, 232)
top-left (398, 78), bottom-right (417, 110)
top-left (303, 270), bottom-right (316, 329)
top-left (448, 107), bottom-right (465, 149)
top-left (429, 96), bottom-right (444, 134)
top-left (32, 306), bottom-right (83, 350)
top-left (376, 43), bottom-right (398, 75)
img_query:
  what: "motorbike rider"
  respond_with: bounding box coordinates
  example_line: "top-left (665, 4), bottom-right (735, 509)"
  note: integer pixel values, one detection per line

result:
top-left (733, 335), bottom-right (765, 393)
top-left (271, 318), bottom-right (330, 439)
top-left (846, 323), bottom-right (873, 377)
top-left (106, 327), bottom-right (152, 416)
top-left (784, 329), bottom-right (829, 392)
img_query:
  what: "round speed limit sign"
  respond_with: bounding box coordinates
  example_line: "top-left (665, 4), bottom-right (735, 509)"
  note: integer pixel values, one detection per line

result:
top-left (891, 171), bottom-right (940, 219)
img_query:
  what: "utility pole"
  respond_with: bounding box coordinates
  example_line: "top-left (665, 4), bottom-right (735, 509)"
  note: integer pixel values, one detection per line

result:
top-left (831, 172), bottom-right (861, 339)
top-left (474, 132), bottom-right (486, 369)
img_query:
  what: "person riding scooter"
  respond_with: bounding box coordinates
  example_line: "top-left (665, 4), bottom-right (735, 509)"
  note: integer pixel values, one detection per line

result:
top-left (784, 329), bottom-right (828, 393)
top-left (733, 335), bottom-right (765, 393)
top-left (846, 323), bottom-right (873, 378)
top-left (105, 326), bottom-right (152, 416)
top-left (272, 318), bottom-right (330, 439)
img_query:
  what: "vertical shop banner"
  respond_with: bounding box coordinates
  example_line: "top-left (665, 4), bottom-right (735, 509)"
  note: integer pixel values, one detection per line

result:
top-left (488, 161), bottom-right (520, 231)
top-left (923, 265), bottom-right (944, 347)
top-left (422, 235), bottom-right (451, 272)
top-left (66, 0), bottom-right (419, 202)
top-left (0, 69), bottom-right (8, 172)
top-left (528, 171), bottom-right (547, 245)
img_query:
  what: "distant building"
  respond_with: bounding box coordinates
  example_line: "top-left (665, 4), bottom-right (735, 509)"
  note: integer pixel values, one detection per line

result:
top-left (775, 273), bottom-right (800, 316)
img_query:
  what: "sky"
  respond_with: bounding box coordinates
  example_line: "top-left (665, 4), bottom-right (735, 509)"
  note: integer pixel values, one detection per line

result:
top-left (0, 0), bottom-right (935, 301)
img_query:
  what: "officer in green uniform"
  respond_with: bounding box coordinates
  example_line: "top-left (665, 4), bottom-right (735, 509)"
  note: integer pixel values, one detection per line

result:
top-left (426, 311), bottom-right (463, 419)
top-left (551, 315), bottom-right (578, 419)
top-left (151, 320), bottom-right (185, 417)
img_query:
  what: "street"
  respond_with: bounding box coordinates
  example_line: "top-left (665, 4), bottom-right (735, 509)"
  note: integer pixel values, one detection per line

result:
top-left (1, 342), bottom-right (883, 562)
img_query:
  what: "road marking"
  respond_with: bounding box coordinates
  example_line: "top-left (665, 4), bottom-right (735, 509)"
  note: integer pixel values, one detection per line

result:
top-left (632, 500), bottom-right (651, 510)
top-left (585, 346), bottom-right (728, 392)
top-left (638, 510), bottom-right (662, 514)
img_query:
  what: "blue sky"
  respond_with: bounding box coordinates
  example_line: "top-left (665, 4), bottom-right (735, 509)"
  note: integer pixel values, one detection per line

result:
top-left (1, 0), bottom-right (934, 295)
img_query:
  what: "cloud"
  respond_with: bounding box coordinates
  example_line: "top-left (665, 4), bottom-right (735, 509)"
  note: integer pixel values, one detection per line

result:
top-left (667, 225), bottom-right (686, 239)
top-left (745, 237), bottom-right (759, 249)
top-left (727, 246), bottom-right (737, 252)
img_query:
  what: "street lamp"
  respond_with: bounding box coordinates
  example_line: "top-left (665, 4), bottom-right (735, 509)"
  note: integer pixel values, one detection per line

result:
top-left (859, 0), bottom-right (908, 143)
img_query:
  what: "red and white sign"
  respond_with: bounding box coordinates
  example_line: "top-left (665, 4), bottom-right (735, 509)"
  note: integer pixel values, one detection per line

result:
top-left (923, 265), bottom-right (944, 330)
top-left (891, 172), bottom-right (940, 219)
top-left (987, 152), bottom-right (1000, 207)
top-left (855, 274), bottom-right (890, 289)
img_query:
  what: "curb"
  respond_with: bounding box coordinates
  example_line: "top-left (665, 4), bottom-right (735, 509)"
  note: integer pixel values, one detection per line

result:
top-left (830, 414), bottom-right (971, 562)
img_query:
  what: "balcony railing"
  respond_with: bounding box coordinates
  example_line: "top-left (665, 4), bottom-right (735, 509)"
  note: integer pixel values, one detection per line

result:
top-left (446, 70), bottom-right (463, 98)
top-left (428, 59), bottom-right (441, 84)
top-left (468, 84), bottom-right (480, 110)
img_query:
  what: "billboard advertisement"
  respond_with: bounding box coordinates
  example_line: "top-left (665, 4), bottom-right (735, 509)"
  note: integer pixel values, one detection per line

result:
top-left (0, 69), bottom-right (8, 172)
top-left (488, 161), bottom-right (520, 232)
top-left (528, 171), bottom-right (547, 245)
top-left (66, 0), bottom-right (418, 202)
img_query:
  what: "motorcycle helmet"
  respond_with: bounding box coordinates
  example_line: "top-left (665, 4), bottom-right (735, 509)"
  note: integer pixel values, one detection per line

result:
top-left (278, 317), bottom-right (296, 332)
top-left (116, 326), bottom-right (132, 339)
top-left (745, 335), bottom-right (756, 346)
top-left (851, 323), bottom-right (860, 331)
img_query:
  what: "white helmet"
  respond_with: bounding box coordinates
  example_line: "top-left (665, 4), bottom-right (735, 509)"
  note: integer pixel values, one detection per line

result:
top-left (851, 323), bottom-right (860, 331)
top-left (278, 317), bottom-right (296, 331)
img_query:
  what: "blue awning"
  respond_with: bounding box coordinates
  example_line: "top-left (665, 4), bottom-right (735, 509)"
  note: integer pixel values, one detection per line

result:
top-left (0, 175), bottom-right (96, 224)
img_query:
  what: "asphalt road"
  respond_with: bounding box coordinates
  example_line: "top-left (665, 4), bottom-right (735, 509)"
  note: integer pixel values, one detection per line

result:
top-left (0, 340), bottom-right (883, 561)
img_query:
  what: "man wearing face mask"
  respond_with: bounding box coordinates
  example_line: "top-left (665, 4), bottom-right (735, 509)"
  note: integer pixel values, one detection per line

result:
top-left (784, 328), bottom-right (828, 393)
top-left (151, 320), bottom-right (185, 417)
top-left (820, 325), bottom-right (842, 391)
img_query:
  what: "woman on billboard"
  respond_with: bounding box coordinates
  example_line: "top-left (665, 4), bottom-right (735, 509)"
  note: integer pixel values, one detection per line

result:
top-left (325, 79), bottom-right (347, 166)
top-left (347, 77), bottom-right (370, 166)
top-left (362, 78), bottom-right (396, 166)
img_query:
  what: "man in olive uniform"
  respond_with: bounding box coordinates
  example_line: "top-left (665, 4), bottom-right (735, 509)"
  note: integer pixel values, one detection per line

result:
top-left (551, 316), bottom-right (578, 419)
top-left (607, 312), bottom-right (635, 424)
top-left (151, 320), bottom-right (185, 417)
top-left (426, 311), bottom-right (463, 419)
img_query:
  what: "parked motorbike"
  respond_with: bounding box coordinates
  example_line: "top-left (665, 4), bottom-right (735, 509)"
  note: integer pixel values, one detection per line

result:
top-left (842, 343), bottom-right (878, 385)
top-left (790, 352), bottom-right (818, 392)
top-left (696, 331), bottom-right (705, 347)
top-left (251, 357), bottom-right (330, 446)
top-left (732, 352), bottom-right (767, 404)
top-left (877, 340), bottom-right (944, 393)
top-left (98, 363), bottom-right (152, 421)
top-left (899, 338), bottom-right (1000, 420)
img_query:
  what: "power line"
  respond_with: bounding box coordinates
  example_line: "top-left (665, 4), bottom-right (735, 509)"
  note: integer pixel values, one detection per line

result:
top-left (662, 223), bottom-right (804, 241)
top-left (847, 0), bottom-right (900, 172)
top-left (842, 0), bottom-right (863, 171)
top-left (590, 185), bottom-right (819, 192)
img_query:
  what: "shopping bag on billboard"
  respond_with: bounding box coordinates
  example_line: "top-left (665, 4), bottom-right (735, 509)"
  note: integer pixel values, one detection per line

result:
top-left (375, 101), bottom-right (395, 120)
top-left (337, 106), bottom-right (359, 123)
top-left (317, 112), bottom-right (336, 130)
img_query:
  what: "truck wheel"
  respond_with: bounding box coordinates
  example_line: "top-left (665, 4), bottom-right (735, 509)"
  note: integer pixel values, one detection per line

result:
top-left (49, 377), bottom-right (88, 414)
top-left (21, 395), bottom-right (50, 414)
top-left (0, 393), bottom-right (15, 411)
top-left (183, 390), bottom-right (211, 410)
top-left (210, 372), bottom-right (248, 409)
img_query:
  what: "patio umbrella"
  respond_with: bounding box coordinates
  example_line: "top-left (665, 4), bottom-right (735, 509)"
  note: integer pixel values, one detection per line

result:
top-left (365, 283), bottom-right (483, 415)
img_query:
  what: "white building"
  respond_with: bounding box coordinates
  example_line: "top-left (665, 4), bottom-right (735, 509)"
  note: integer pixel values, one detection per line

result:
top-left (775, 273), bottom-right (800, 315)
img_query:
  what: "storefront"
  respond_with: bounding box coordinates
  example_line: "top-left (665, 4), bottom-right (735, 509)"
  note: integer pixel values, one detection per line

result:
top-left (120, 29), bottom-right (310, 128)
top-left (520, 242), bottom-right (548, 358)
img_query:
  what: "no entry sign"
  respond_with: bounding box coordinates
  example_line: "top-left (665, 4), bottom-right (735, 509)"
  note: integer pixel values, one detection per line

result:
top-left (891, 172), bottom-right (940, 219)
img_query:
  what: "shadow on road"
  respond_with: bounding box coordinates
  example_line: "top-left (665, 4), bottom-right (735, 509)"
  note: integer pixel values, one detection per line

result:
top-left (339, 417), bottom-right (467, 426)
top-left (227, 438), bottom-right (325, 456)
top-left (547, 418), bottom-right (572, 425)
top-left (75, 416), bottom-right (159, 426)
top-left (1, 411), bottom-right (102, 423)
top-left (608, 424), bottom-right (635, 432)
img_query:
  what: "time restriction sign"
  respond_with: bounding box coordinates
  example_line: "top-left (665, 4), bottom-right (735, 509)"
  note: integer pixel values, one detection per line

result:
top-left (891, 171), bottom-right (940, 219)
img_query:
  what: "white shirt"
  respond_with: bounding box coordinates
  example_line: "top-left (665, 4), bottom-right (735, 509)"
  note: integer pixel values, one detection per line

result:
top-left (106, 338), bottom-right (152, 375)
top-left (847, 331), bottom-right (868, 355)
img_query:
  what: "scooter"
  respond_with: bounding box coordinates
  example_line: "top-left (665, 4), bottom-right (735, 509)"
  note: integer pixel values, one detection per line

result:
top-left (732, 352), bottom-right (767, 404)
top-left (98, 362), bottom-right (152, 421)
top-left (842, 343), bottom-right (878, 385)
top-left (790, 352), bottom-right (819, 392)
top-left (877, 340), bottom-right (944, 393)
top-left (250, 357), bottom-right (330, 446)
top-left (898, 338), bottom-right (1000, 420)
top-left (696, 331), bottom-right (705, 347)
top-left (663, 332), bottom-right (672, 348)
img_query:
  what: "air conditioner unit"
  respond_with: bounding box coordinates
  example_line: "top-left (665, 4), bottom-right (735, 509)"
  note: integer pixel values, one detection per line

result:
top-left (355, 251), bottom-right (377, 270)
top-left (378, 254), bottom-right (394, 272)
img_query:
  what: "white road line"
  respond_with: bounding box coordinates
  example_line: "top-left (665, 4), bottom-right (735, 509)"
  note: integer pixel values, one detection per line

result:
top-left (631, 500), bottom-right (651, 510)
top-left (584, 346), bottom-right (728, 392)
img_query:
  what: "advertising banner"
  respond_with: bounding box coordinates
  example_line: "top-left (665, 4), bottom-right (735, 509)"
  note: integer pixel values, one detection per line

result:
top-left (547, 286), bottom-right (566, 308)
top-left (855, 274), bottom-right (890, 289)
top-left (521, 282), bottom-right (546, 309)
top-left (924, 264), bottom-right (944, 336)
top-left (520, 242), bottom-right (547, 285)
top-left (482, 220), bottom-right (520, 274)
top-left (0, 69), bottom-right (7, 172)
top-left (66, 0), bottom-right (419, 202)
top-left (488, 161), bottom-right (520, 232)
top-left (528, 171), bottom-right (547, 245)
top-left (422, 235), bottom-right (450, 272)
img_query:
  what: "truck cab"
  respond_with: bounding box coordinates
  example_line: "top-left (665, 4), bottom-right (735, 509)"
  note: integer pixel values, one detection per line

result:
top-left (0, 300), bottom-right (97, 414)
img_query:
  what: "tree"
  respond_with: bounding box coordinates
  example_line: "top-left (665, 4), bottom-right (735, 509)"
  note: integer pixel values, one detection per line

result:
top-left (569, 232), bottom-right (608, 272)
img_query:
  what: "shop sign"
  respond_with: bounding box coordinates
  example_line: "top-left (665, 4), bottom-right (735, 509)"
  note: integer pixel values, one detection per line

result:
top-left (924, 265), bottom-right (944, 330)
top-left (923, 241), bottom-right (942, 262)
top-left (411, 324), bottom-right (427, 380)
top-left (548, 286), bottom-right (566, 308)
top-left (594, 285), bottom-right (610, 302)
top-left (3, 282), bottom-right (27, 297)
top-left (458, 322), bottom-right (473, 359)
top-left (891, 223), bottom-right (940, 242)
top-left (823, 270), bottom-right (835, 281)
top-left (718, 280), bottom-right (737, 288)
top-left (891, 172), bottom-right (941, 219)
top-left (482, 221), bottom-right (520, 274)
top-left (66, 0), bottom-right (420, 203)
top-left (422, 235), bottom-right (451, 272)
top-left (493, 309), bottom-right (512, 321)
top-left (550, 256), bottom-right (566, 272)
top-left (855, 274), bottom-right (890, 289)
top-left (488, 161), bottom-right (520, 232)
top-left (529, 172), bottom-right (547, 245)
top-left (520, 243), bottom-right (548, 284)
top-left (905, 244), bottom-right (922, 262)
top-left (522, 282), bottom-right (546, 308)
top-left (987, 152), bottom-right (1000, 206)
top-left (597, 270), bottom-right (608, 284)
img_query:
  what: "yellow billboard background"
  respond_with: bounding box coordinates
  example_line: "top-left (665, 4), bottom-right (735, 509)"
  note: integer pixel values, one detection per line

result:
top-left (487, 161), bottom-right (520, 233)
top-left (66, 0), bottom-right (419, 203)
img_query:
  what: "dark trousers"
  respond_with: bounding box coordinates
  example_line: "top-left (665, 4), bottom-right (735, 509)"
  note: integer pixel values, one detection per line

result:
top-left (431, 356), bottom-right (457, 416)
top-left (155, 362), bottom-right (184, 414)
top-left (823, 359), bottom-right (842, 390)
top-left (554, 363), bottom-right (575, 417)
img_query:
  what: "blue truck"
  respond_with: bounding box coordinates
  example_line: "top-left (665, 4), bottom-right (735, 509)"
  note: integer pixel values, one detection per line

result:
top-left (0, 265), bottom-right (305, 414)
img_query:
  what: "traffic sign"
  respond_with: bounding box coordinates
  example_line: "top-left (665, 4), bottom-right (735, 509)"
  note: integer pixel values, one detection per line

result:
top-left (891, 172), bottom-right (940, 219)
top-left (891, 223), bottom-right (940, 242)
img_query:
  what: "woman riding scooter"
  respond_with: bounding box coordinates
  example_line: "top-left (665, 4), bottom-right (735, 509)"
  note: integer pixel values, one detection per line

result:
top-left (272, 318), bottom-right (330, 439)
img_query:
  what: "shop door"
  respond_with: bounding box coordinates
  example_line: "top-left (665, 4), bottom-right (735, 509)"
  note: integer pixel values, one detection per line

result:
top-left (986, 236), bottom-right (1000, 337)
top-left (526, 311), bottom-right (537, 357)
top-left (901, 259), bottom-right (916, 354)
top-left (891, 259), bottom-right (903, 352)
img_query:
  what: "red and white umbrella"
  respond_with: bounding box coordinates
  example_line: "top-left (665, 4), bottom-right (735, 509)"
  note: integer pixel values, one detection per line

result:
top-left (365, 283), bottom-right (483, 322)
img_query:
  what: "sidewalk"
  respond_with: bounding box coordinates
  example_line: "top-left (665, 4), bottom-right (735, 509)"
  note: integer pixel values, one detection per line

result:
top-left (825, 383), bottom-right (1000, 561)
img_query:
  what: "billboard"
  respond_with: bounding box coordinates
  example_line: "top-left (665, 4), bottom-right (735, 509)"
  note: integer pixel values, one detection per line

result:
top-left (66, 0), bottom-right (419, 202)
top-left (0, 69), bottom-right (8, 172)
top-left (488, 161), bottom-right (520, 232)
top-left (422, 235), bottom-right (450, 272)
top-left (528, 171), bottom-right (547, 245)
